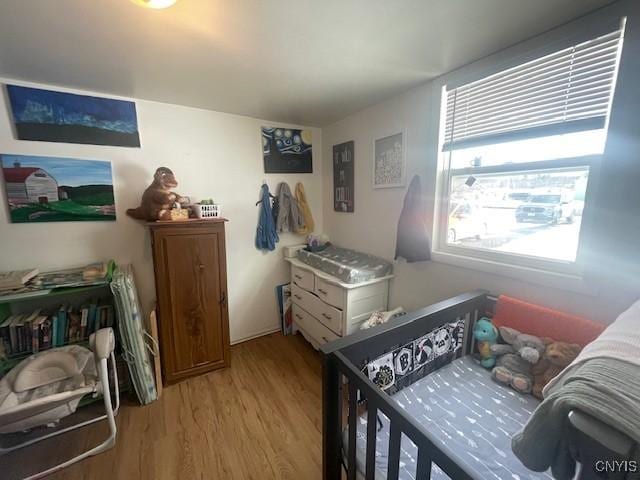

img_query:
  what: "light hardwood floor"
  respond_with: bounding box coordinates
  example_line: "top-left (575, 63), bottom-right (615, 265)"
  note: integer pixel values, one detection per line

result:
top-left (4, 333), bottom-right (324, 480)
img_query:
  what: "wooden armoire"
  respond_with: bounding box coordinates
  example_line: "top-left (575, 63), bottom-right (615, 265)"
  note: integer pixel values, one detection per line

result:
top-left (149, 219), bottom-right (230, 384)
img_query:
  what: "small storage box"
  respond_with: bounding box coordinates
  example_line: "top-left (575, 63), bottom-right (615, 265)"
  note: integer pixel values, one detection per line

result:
top-left (194, 204), bottom-right (222, 219)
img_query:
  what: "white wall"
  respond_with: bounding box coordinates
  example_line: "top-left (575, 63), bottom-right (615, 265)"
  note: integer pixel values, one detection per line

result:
top-left (322, 2), bottom-right (640, 325)
top-left (0, 78), bottom-right (323, 343)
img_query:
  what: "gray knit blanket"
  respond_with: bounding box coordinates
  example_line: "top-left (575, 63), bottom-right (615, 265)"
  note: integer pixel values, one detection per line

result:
top-left (512, 358), bottom-right (640, 480)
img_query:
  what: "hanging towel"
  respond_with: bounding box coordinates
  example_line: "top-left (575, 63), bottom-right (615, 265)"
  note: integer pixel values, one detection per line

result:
top-left (295, 182), bottom-right (314, 234)
top-left (276, 182), bottom-right (305, 233)
top-left (394, 175), bottom-right (431, 262)
top-left (256, 184), bottom-right (279, 251)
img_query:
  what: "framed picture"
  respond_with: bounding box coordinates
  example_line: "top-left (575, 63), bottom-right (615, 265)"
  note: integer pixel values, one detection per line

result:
top-left (1, 154), bottom-right (116, 223)
top-left (6, 85), bottom-right (140, 147)
top-left (333, 141), bottom-right (354, 212)
top-left (261, 126), bottom-right (312, 173)
top-left (373, 131), bottom-right (405, 188)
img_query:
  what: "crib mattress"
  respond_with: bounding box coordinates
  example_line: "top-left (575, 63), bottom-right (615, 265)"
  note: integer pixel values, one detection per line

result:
top-left (297, 246), bottom-right (392, 284)
top-left (348, 356), bottom-right (551, 480)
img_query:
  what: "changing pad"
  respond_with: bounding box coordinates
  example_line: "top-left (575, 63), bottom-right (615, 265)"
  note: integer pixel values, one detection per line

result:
top-left (297, 246), bottom-right (393, 284)
top-left (346, 356), bottom-right (550, 480)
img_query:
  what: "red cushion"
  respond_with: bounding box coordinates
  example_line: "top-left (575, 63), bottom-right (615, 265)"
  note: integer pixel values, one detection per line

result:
top-left (493, 295), bottom-right (605, 346)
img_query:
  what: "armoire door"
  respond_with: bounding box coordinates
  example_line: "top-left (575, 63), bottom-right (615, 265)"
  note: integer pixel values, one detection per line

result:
top-left (151, 221), bottom-right (230, 384)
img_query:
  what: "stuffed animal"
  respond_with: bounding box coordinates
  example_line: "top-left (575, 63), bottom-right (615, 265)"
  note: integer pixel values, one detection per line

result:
top-left (490, 327), bottom-right (545, 394)
top-left (531, 340), bottom-right (582, 399)
top-left (360, 307), bottom-right (405, 330)
top-left (473, 317), bottom-right (498, 368)
top-left (126, 167), bottom-right (187, 221)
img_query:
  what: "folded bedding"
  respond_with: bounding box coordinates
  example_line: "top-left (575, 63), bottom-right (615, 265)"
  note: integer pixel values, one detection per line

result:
top-left (347, 356), bottom-right (550, 480)
top-left (513, 299), bottom-right (640, 480)
top-left (297, 245), bottom-right (392, 284)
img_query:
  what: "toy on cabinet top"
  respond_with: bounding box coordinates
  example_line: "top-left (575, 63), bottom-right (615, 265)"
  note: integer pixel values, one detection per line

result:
top-left (127, 167), bottom-right (187, 221)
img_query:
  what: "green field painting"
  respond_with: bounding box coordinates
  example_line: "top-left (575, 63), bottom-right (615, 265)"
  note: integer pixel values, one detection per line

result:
top-left (2, 154), bottom-right (116, 223)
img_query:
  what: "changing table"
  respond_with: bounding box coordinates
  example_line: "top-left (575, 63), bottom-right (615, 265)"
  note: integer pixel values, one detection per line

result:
top-left (286, 256), bottom-right (393, 349)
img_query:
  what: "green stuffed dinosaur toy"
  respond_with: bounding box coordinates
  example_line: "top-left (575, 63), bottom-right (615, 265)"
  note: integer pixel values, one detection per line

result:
top-left (473, 317), bottom-right (499, 368)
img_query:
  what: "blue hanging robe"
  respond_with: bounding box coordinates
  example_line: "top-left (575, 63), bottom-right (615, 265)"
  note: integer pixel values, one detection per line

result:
top-left (256, 184), bottom-right (279, 251)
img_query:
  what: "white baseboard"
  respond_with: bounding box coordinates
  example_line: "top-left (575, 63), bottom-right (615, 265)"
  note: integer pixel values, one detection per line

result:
top-left (230, 326), bottom-right (282, 345)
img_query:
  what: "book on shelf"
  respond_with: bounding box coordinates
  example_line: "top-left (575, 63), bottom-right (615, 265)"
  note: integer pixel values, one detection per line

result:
top-left (80, 305), bottom-right (89, 339)
top-left (0, 302), bottom-right (115, 359)
top-left (88, 302), bottom-right (98, 334)
top-left (32, 315), bottom-right (48, 353)
top-left (40, 317), bottom-right (52, 350)
top-left (83, 262), bottom-right (109, 281)
top-left (55, 305), bottom-right (67, 347)
top-left (68, 311), bottom-right (78, 343)
top-left (9, 314), bottom-right (24, 353)
top-left (0, 269), bottom-right (39, 291)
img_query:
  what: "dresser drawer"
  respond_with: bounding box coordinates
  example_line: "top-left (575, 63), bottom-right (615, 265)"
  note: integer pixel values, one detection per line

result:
top-left (291, 284), bottom-right (317, 315)
top-left (314, 278), bottom-right (345, 310)
top-left (291, 284), bottom-right (343, 335)
top-left (292, 304), bottom-right (339, 346)
top-left (314, 300), bottom-right (343, 335)
top-left (292, 266), bottom-right (314, 292)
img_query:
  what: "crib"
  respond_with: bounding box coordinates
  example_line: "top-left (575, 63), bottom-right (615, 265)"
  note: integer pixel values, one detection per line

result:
top-left (321, 290), bottom-right (634, 480)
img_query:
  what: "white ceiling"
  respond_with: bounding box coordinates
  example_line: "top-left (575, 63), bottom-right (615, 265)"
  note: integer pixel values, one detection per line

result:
top-left (0, 0), bottom-right (614, 126)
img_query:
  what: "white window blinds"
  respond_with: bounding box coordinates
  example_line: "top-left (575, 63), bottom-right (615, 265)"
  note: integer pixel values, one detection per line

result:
top-left (443, 28), bottom-right (624, 151)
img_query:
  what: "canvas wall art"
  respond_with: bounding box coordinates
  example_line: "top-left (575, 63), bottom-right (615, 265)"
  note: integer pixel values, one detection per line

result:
top-left (262, 126), bottom-right (312, 173)
top-left (6, 85), bottom-right (140, 147)
top-left (373, 131), bottom-right (405, 188)
top-left (1, 154), bottom-right (116, 223)
top-left (333, 141), bottom-right (354, 212)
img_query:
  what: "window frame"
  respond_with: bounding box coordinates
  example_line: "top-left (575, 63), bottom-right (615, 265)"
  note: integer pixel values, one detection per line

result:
top-left (428, 15), bottom-right (625, 291)
top-left (434, 152), bottom-right (599, 276)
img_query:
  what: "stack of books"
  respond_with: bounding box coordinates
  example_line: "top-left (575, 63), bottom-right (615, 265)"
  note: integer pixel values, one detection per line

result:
top-left (0, 269), bottom-right (39, 292)
top-left (0, 302), bottom-right (114, 358)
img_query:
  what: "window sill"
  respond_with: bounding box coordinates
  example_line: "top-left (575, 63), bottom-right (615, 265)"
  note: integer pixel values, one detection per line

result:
top-left (430, 249), bottom-right (596, 296)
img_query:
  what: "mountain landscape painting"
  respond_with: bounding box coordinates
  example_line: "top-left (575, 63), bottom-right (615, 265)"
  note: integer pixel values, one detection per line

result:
top-left (6, 85), bottom-right (140, 147)
top-left (2, 154), bottom-right (116, 223)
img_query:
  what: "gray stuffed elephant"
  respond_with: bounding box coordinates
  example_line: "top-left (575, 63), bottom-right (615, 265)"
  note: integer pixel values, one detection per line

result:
top-left (489, 326), bottom-right (545, 394)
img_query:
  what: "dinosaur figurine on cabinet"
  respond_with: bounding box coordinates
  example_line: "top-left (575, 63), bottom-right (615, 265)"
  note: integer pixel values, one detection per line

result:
top-left (126, 167), bottom-right (186, 221)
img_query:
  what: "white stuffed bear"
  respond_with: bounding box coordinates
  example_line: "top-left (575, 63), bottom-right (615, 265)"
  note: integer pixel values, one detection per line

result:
top-left (360, 307), bottom-right (405, 330)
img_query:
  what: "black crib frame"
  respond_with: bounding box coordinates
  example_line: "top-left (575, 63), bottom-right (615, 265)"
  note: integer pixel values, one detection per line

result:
top-left (320, 289), bottom-right (635, 480)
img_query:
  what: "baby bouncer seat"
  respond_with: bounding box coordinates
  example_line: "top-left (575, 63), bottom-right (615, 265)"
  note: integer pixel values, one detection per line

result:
top-left (0, 328), bottom-right (119, 479)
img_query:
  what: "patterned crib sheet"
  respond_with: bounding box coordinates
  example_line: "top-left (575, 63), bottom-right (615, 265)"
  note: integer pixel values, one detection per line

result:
top-left (297, 246), bottom-right (393, 284)
top-left (349, 356), bottom-right (551, 480)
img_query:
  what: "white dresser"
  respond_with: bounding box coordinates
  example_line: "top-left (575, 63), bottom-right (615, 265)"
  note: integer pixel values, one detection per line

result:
top-left (286, 257), bottom-right (393, 349)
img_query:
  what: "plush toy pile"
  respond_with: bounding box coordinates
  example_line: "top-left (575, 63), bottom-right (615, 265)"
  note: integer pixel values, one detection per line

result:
top-left (473, 317), bottom-right (582, 399)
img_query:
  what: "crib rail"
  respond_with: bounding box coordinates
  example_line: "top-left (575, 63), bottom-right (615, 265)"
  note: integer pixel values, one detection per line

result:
top-left (321, 290), bottom-right (489, 480)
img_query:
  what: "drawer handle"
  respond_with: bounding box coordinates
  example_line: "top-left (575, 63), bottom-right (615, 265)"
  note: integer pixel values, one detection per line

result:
top-left (322, 313), bottom-right (332, 320)
top-left (318, 288), bottom-right (328, 295)
top-left (295, 313), bottom-right (303, 320)
top-left (294, 274), bottom-right (303, 280)
top-left (294, 294), bottom-right (302, 300)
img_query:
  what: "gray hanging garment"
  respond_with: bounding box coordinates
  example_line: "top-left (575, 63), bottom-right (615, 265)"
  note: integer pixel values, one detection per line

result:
top-left (276, 182), bottom-right (305, 233)
top-left (394, 175), bottom-right (431, 262)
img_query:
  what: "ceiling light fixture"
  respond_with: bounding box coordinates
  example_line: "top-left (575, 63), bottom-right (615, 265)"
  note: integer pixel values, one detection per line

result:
top-left (131, 0), bottom-right (178, 9)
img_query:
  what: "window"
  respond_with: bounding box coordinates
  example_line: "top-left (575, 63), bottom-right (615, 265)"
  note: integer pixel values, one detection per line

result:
top-left (435, 24), bottom-right (625, 274)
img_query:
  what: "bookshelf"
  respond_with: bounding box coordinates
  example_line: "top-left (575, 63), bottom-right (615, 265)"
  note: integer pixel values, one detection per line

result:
top-left (0, 279), bottom-right (116, 378)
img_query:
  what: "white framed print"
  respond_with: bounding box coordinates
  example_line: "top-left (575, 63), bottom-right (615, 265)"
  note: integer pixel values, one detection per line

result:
top-left (373, 131), bottom-right (405, 188)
